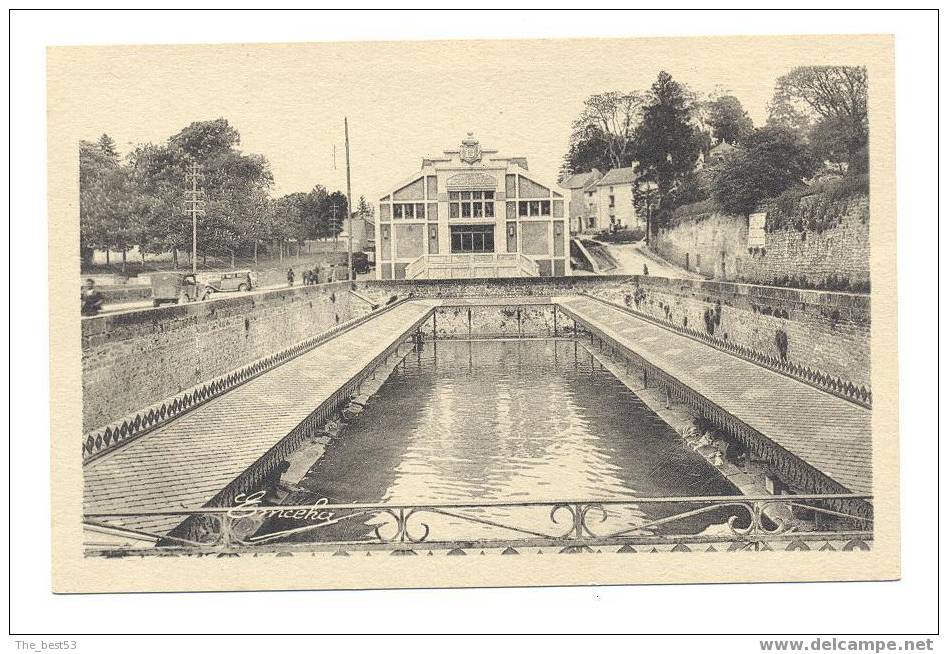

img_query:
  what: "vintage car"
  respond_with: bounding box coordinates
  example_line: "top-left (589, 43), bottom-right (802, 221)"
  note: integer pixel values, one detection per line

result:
top-left (352, 252), bottom-right (372, 275)
top-left (150, 272), bottom-right (211, 306)
top-left (203, 270), bottom-right (254, 295)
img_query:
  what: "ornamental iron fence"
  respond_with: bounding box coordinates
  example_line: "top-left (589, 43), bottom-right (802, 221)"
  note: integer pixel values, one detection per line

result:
top-left (84, 493), bottom-right (872, 556)
top-left (82, 296), bottom-right (411, 463)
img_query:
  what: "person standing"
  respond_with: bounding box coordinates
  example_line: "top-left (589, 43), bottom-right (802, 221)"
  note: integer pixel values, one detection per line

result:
top-left (287, 267), bottom-right (295, 287)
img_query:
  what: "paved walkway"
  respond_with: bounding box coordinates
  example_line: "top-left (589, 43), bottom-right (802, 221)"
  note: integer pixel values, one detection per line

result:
top-left (83, 301), bottom-right (435, 536)
top-left (601, 242), bottom-right (703, 279)
top-left (556, 296), bottom-right (871, 494)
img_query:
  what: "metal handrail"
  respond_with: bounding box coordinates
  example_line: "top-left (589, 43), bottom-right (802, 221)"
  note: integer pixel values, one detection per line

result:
top-left (84, 493), bottom-right (872, 518)
top-left (518, 253), bottom-right (540, 276)
top-left (83, 493), bottom-right (874, 555)
top-left (405, 255), bottom-right (427, 280)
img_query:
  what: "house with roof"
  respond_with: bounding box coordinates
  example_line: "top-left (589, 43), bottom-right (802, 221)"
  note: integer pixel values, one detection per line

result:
top-left (585, 166), bottom-right (644, 233)
top-left (558, 168), bottom-right (602, 233)
top-left (696, 140), bottom-right (738, 170)
top-left (708, 140), bottom-right (737, 164)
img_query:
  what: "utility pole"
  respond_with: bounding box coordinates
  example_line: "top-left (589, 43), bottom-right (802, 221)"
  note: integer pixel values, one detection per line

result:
top-left (184, 160), bottom-right (206, 274)
top-left (331, 202), bottom-right (338, 252)
top-left (344, 117), bottom-right (354, 281)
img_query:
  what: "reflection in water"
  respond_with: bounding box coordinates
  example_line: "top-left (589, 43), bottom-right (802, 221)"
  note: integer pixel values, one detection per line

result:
top-left (279, 339), bottom-right (737, 543)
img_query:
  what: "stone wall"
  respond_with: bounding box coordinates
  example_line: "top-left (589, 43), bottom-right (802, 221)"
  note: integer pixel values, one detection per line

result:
top-left (359, 275), bottom-right (870, 389)
top-left (356, 275), bottom-right (621, 300)
top-left (420, 303), bottom-right (577, 339)
top-left (83, 274), bottom-right (870, 432)
top-left (81, 282), bottom-right (373, 431)
top-left (589, 276), bottom-right (871, 389)
top-left (652, 194), bottom-right (870, 289)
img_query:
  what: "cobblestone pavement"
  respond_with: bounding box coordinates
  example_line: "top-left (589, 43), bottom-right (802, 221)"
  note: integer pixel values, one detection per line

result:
top-left (557, 295), bottom-right (871, 494)
top-left (83, 300), bottom-right (435, 536)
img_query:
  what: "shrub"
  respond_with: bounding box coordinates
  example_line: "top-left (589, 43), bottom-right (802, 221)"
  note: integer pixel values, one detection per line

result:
top-left (710, 126), bottom-right (820, 217)
top-left (767, 173), bottom-right (869, 232)
top-left (597, 227), bottom-right (646, 243)
top-left (765, 273), bottom-right (870, 294)
top-left (669, 198), bottom-right (718, 225)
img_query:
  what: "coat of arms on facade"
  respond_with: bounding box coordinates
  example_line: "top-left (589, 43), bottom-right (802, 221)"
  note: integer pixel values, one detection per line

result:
top-left (460, 132), bottom-right (482, 164)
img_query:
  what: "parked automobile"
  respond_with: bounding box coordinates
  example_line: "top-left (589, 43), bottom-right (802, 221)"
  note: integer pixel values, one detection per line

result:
top-left (203, 270), bottom-right (254, 296)
top-left (352, 252), bottom-right (372, 275)
top-left (150, 272), bottom-right (210, 306)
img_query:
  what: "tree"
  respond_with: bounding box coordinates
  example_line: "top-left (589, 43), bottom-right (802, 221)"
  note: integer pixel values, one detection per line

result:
top-left (766, 94), bottom-right (813, 134)
top-left (563, 91), bottom-right (643, 175)
top-left (690, 86), bottom-right (730, 157)
top-left (710, 125), bottom-right (820, 216)
top-left (168, 118), bottom-right (241, 160)
top-left (126, 143), bottom-right (189, 267)
top-left (166, 119), bottom-right (274, 264)
top-left (770, 66), bottom-right (868, 167)
top-left (808, 115), bottom-right (869, 175)
top-left (560, 125), bottom-right (614, 180)
top-left (356, 195), bottom-right (374, 220)
top-left (297, 186), bottom-right (328, 246)
top-left (79, 140), bottom-right (112, 263)
top-left (632, 71), bottom-right (702, 228)
top-left (706, 95), bottom-right (754, 145)
top-left (80, 137), bottom-right (132, 267)
top-left (96, 133), bottom-right (120, 165)
top-left (80, 117), bottom-right (364, 272)
top-left (123, 183), bottom-right (164, 268)
top-left (272, 193), bottom-right (305, 258)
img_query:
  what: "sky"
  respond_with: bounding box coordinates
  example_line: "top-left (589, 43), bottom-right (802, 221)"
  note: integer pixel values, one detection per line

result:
top-left (57, 38), bottom-right (827, 201)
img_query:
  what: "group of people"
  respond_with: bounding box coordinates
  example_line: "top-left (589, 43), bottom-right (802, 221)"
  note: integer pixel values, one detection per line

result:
top-left (286, 265), bottom-right (324, 288)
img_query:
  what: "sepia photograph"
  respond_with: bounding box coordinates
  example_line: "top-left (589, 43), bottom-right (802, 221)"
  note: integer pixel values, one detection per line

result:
top-left (57, 34), bottom-right (892, 574)
top-left (13, 7), bottom-right (938, 642)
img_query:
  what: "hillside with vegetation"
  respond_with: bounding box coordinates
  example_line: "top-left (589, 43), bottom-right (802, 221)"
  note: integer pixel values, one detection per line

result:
top-left (560, 66), bottom-right (870, 291)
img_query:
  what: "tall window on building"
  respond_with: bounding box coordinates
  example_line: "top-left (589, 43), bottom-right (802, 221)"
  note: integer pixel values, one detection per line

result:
top-left (450, 224), bottom-right (495, 253)
top-left (518, 200), bottom-right (551, 217)
top-left (393, 203), bottom-right (426, 220)
top-left (449, 191), bottom-right (495, 219)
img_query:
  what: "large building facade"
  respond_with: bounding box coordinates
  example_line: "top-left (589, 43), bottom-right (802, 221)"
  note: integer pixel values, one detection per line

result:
top-left (375, 134), bottom-right (569, 280)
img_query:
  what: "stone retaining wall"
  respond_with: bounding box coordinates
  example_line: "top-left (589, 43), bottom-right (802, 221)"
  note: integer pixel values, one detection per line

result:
top-left (421, 304), bottom-right (577, 340)
top-left (83, 274), bottom-right (870, 433)
top-left (653, 194), bottom-right (870, 289)
top-left (82, 282), bottom-right (373, 431)
top-left (589, 276), bottom-right (871, 389)
top-left (359, 275), bottom-right (870, 389)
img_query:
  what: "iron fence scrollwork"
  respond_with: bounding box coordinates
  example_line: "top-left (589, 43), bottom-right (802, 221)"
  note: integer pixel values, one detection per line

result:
top-left (84, 494), bottom-right (873, 556)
